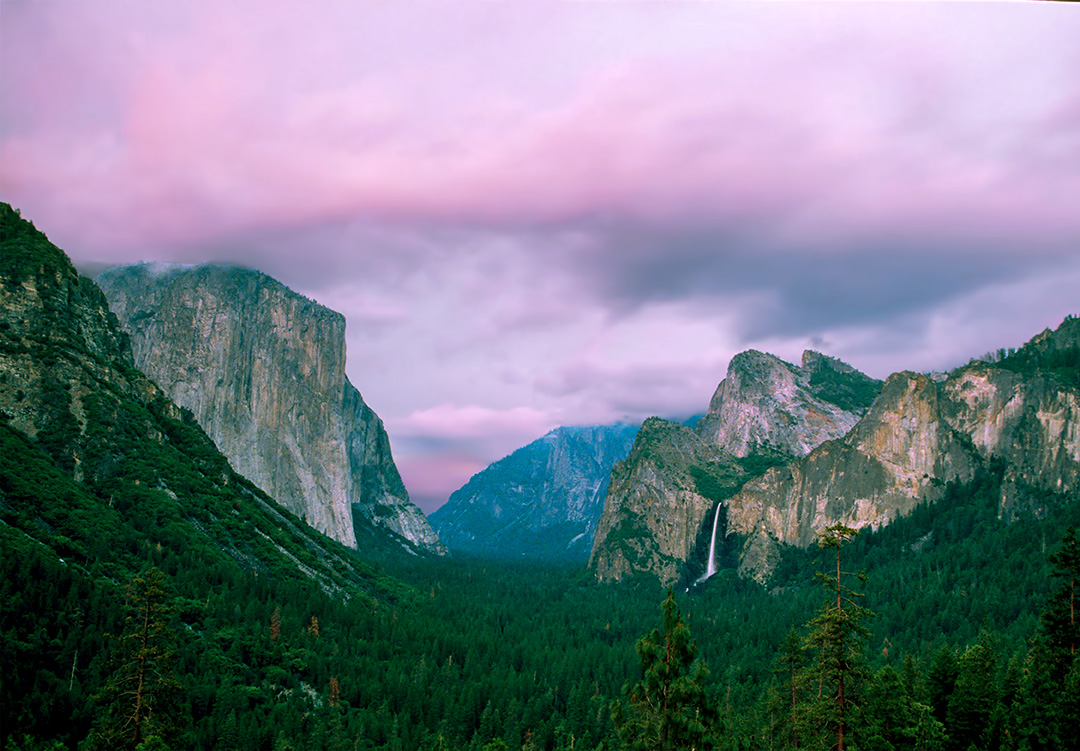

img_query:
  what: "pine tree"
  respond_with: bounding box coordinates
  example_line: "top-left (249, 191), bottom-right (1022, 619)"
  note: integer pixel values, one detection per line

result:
top-left (771, 627), bottom-right (805, 749)
top-left (863, 664), bottom-right (920, 751)
top-left (946, 633), bottom-right (999, 751)
top-left (1041, 527), bottom-right (1080, 672)
top-left (1018, 528), bottom-right (1080, 750)
top-left (924, 646), bottom-right (958, 735)
top-left (87, 567), bottom-right (184, 751)
top-left (611, 591), bottom-right (720, 751)
top-left (801, 524), bottom-right (872, 751)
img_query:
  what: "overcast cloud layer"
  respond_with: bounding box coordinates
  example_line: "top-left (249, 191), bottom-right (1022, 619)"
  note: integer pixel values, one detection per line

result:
top-left (2, 2), bottom-right (1078, 513)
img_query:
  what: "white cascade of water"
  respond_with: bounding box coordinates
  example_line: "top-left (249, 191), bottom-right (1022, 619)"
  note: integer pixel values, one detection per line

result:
top-left (698, 503), bottom-right (723, 583)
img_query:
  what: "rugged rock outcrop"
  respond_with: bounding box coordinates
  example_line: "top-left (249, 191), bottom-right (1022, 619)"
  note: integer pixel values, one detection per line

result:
top-left (431, 424), bottom-right (638, 561)
top-left (939, 361), bottom-right (1079, 516)
top-left (696, 350), bottom-right (881, 459)
top-left (0, 201), bottom-right (397, 602)
top-left (726, 322), bottom-right (1080, 583)
top-left (591, 324), bottom-right (1078, 586)
top-left (1, 209), bottom-right (153, 452)
top-left (590, 349), bottom-right (880, 584)
top-left (97, 263), bottom-right (445, 555)
top-left (589, 418), bottom-right (746, 584)
top-left (726, 371), bottom-right (980, 582)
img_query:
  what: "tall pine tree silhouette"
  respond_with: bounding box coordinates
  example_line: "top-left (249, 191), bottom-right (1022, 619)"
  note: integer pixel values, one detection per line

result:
top-left (88, 567), bottom-right (184, 750)
top-left (612, 590), bottom-right (720, 751)
top-left (802, 524), bottom-right (871, 751)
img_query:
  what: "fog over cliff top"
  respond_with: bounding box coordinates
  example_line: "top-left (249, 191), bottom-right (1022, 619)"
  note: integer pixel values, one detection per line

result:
top-left (3, 2), bottom-right (1078, 511)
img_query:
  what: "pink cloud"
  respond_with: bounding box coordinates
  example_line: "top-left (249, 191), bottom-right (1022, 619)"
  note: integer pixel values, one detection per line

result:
top-left (389, 404), bottom-right (558, 442)
top-left (394, 454), bottom-right (488, 514)
top-left (3, 3), bottom-right (1079, 257)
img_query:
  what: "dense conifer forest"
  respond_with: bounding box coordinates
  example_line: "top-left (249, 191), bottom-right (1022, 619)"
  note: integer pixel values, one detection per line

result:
top-left (3, 447), bottom-right (1078, 750)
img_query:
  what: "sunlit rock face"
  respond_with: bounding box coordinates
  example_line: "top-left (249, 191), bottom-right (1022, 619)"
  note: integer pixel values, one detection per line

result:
top-left (591, 320), bottom-right (1079, 587)
top-left (431, 425), bottom-right (639, 561)
top-left (696, 349), bottom-right (881, 459)
top-left (589, 418), bottom-right (746, 586)
top-left (726, 371), bottom-right (980, 583)
top-left (726, 321), bottom-right (1080, 583)
top-left (98, 263), bottom-right (445, 555)
top-left (589, 349), bottom-right (882, 585)
top-left (939, 362), bottom-right (1080, 516)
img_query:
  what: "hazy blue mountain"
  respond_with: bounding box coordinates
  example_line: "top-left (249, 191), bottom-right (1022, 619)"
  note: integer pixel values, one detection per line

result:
top-left (430, 424), bottom-right (639, 561)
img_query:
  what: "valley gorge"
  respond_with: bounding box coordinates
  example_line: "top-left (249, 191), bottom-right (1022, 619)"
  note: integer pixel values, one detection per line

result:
top-left (430, 424), bottom-right (638, 561)
top-left (3, 201), bottom-right (1078, 751)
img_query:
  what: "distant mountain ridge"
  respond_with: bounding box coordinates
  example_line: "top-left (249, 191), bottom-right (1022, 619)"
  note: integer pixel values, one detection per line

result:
top-left (430, 424), bottom-right (638, 561)
top-left (589, 320), bottom-right (1080, 586)
top-left (97, 262), bottom-right (445, 556)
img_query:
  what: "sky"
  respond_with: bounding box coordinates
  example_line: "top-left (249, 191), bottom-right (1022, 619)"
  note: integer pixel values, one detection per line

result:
top-left (2, 2), bottom-right (1079, 514)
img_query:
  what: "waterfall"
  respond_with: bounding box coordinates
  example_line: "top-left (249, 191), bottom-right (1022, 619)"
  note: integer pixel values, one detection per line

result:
top-left (706, 503), bottom-right (722, 578)
top-left (699, 503), bottom-right (722, 583)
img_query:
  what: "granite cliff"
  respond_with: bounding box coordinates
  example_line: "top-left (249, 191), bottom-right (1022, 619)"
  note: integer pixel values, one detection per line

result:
top-left (696, 349), bottom-right (881, 459)
top-left (590, 351), bottom-right (880, 584)
top-left (0, 202), bottom-right (391, 596)
top-left (588, 418), bottom-right (746, 584)
top-left (591, 327), bottom-right (1078, 586)
top-left (431, 424), bottom-right (638, 561)
top-left (97, 263), bottom-right (445, 556)
top-left (727, 338), bottom-right (1080, 583)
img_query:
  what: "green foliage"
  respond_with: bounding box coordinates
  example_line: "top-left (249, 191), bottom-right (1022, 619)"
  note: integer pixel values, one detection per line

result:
top-left (689, 462), bottom-right (746, 503)
top-left (734, 448), bottom-right (790, 478)
top-left (805, 361), bottom-right (884, 414)
top-left (87, 568), bottom-right (185, 751)
top-left (612, 591), bottom-right (720, 751)
top-left (0, 203), bottom-right (77, 287)
top-left (988, 315), bottom-right (1080, 389)
top-left (800, 525), bottom-right (872, 751)
top-left (1040, 527), bottom-right (1080, 669)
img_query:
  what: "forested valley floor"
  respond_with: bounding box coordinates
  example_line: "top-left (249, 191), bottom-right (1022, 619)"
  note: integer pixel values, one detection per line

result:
top-left (3, 452), bottom-right (1078, 751)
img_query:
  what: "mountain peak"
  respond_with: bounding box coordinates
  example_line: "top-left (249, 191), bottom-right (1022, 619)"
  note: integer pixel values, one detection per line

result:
top-left (431, 423), bottom-right (638, 561)
top-left (97, 262), bottom-right (444, 555)
top-left (696, 349), bottom-right (881, 460)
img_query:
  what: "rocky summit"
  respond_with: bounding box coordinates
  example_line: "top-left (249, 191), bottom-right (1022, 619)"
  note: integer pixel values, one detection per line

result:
top-left (97, 263), bottom-right (445, 556)
top-left (590, 324), bottom-right (1078, 586)
top-left (431, 424), bottom-right (638, 561)
top-left (589, 350), bottom-right (880, 585)
top-left (696, 349), bottom-right (882, 459)
top-left (727, 336), bottom-right (1080, 583)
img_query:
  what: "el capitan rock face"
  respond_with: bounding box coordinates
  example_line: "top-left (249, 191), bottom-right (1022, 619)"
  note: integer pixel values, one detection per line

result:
top-left (430, 424), bottom-right (639, 561)
top-left (97, 263), bottom-right (445, 555)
